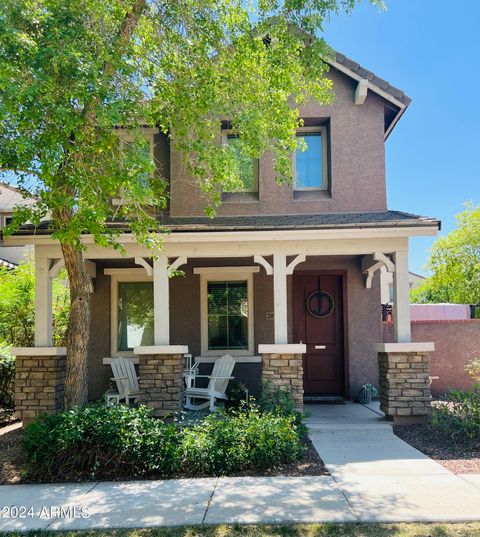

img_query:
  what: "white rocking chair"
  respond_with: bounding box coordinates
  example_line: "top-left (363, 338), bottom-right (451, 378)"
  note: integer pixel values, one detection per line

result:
top-left (105, 357), bottom-right (142, 405)
top-left (184, 354), bottom-right (235, 411)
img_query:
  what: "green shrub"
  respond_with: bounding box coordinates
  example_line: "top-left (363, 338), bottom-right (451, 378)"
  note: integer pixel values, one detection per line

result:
top-left (432, 388), bottom-right (480, 446)
top-left (259, 380), bottom-right (298, 418)
top-left (23, 404), bottom-right (179, 480)
top-left (23, 403), bottom-right (305, 481)
top-left (0, 344), bottom-right (15, 409)
top-left (179, 406), bottom-right (303, 475)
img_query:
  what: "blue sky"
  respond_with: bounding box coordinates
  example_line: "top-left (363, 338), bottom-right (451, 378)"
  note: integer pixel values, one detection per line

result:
top-left (324, 0), bottom-right (480, 274)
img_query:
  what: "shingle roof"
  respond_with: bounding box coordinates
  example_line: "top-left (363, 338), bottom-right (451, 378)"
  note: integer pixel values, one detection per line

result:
top-left (11, 210), bottom-right (440, 236)
top-left (153, 211), bottom-right (439, 232)
top-left (0, 258), bottom-right (17, 270)
top-left (334, 52), bottom-right (412, 107)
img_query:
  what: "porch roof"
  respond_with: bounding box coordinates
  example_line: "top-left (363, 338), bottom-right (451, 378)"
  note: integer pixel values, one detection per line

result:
top-left (11, 210), bottom-right (440, 236)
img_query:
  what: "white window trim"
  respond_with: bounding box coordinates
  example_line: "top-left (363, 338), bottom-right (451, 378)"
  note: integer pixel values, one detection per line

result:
top-left (293, 126), bottom-right (329, 191)
top-left (109, 272), bottom-right (153, 357)
top-left (221, 130), bottom-right (259, 194)
top-left (199, 269), bottom-right (255, 357)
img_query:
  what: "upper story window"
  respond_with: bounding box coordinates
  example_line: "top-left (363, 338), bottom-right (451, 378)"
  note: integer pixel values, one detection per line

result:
top-left (222, 132), bottom-right (259, 193)
top-left (294, 127), bottom-right (328, 191)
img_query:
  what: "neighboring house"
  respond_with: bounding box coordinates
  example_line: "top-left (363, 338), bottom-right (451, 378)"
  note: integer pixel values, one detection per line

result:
top-left (0, 182), bottom-right (36, 265)
top-left (8, 51), bottom-right (440, 424)
top-left (380, 267), bottom-right (425, 304)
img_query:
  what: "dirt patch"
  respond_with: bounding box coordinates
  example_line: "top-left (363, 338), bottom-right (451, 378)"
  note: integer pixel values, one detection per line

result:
top-left (394, 423), bottom-right (480, 474)
top-left (0, 423), bottom-right (26, 484)
top-left (0, 425), bottom-right (327, 484)
top-left (0, 408), bottom-right (17, 428)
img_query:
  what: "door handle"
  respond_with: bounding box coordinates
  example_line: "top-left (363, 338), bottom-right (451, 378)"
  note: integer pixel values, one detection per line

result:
top-left (315, 345), bottom-right (326, 350)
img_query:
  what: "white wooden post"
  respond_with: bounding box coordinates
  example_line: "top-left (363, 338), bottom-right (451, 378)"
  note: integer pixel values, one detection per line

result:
top-left (153, 254), bottom-right (170, 345)
top-left (393, 249), bottom-right (411, 343)
top-left (273, 254), bottom-right (288, 344)
top-left (34, 254), bottom-right (53, 346)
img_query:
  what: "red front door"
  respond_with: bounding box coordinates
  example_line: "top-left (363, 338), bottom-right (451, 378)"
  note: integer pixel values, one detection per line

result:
top-left (293, 273), bottom-right (346, 396)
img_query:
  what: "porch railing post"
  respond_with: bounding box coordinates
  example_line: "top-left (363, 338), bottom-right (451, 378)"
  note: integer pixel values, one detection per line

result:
top-left (153, 254), bottom-right (170, 345)
top-left (34, 252), bottom-right (53, 346)
top-left (392, 249), bottom-right (411, 343)
top-left (273, 254), bottom-right (288, 344)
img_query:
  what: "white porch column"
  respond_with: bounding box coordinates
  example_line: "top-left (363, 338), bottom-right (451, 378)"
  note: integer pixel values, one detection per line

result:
top-left (273, 254), bottom-right (288, 344)
top-left (153, 254), bottom-right (170, 345)
top-left (393, 249), bottom-right (411, 343)
top-left (34, 254), bottom-right (53, 346)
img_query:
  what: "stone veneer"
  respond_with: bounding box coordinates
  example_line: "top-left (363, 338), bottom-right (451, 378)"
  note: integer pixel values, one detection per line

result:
top-left (12, 348), bottom-right (67, 425)
top-left (378, 350), bottom-right (432, 425)
top-left (136, 347), bottom-right (186, 417)
top-left (260, 345), bottom-right (305, 412)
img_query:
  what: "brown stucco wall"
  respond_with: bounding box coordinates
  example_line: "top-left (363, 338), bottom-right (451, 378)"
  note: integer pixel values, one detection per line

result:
top-left (383, 320), bottom-right (480, 396)
top-left (87, 255), bottom-right (381, 401)
top-left (168, 68), bottom-right (387, 217)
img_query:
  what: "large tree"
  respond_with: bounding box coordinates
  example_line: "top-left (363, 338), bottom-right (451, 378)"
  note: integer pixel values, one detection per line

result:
top-left (411, 204), bottom-right (480, 305)
top-left (0, 0), bottom-right (381, 407)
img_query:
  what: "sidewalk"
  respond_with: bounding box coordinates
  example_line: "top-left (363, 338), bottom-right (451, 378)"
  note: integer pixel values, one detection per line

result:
top-left (307, 402), bottom-right (480, 523)
top-left (1, 403), bottom-right (480, 531)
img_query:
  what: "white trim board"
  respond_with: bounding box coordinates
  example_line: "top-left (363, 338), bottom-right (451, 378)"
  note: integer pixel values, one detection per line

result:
top-left (194, 266), bottom-right (259, 275)
top-left (194, 355), bottom-right (261, 364)
top-left (11, 347), bottom-right (67, 357)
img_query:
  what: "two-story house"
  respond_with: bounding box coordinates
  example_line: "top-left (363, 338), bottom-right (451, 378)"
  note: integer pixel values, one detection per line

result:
top-left (8, 52), bottom-right (440, 423)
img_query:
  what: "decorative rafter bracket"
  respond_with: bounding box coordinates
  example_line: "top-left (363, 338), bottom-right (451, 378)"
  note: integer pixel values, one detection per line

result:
top-left (354, 79), bottom-right (368, 105)
top-left (254, 255), bottom-right (273, 275)
top-left (168, 256), bottom-right (188, 276)
top-left (286, 254), bottom-right (306, 275)
top-left (361, 252), bottom-right (395, 289)
top-left (135, 257), bottom-right (153, 276)
top-left (49, 258), bottom-right (96, 293)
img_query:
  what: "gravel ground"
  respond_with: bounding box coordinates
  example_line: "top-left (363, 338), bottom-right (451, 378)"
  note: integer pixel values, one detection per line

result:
top-left (394, 423), bottom-right (480, 474)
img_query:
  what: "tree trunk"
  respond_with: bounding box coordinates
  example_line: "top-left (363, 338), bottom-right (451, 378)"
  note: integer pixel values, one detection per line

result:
top-left (61, 243), bottom-right (92, 408)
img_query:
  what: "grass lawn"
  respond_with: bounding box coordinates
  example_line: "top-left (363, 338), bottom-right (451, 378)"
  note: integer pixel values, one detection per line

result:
top-left (2, 524), bottom-right (480, 537)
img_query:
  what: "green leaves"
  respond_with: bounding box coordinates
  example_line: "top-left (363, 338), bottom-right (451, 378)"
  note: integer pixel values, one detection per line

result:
top-left (22, 402), bottom-right (304, 480)
top-left (0, 260), bottom-right (69, 347)
top-left (411, 204), bottom-right (480, 305)
top-left (1, 0), bottom-right (379, 237)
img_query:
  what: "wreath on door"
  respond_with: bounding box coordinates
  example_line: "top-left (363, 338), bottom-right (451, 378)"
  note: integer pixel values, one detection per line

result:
top-left (306, 287), bottom-right (334, 319)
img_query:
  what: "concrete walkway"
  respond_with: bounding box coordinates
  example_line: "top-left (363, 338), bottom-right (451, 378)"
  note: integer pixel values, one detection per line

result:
top-left (307, 402), bottom-right (480, 523)
top-left (1, 403), bottom-right (480, 531)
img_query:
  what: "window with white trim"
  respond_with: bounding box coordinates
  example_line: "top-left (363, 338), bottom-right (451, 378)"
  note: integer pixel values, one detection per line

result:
top-left (293, 127), bottom-right (328, 191)
top-left (207, 281), bottom-right (249, 350)
top-left (197, 268), bottom-right (256, 356)
top-left (109, 273), bottom-right (153, 355)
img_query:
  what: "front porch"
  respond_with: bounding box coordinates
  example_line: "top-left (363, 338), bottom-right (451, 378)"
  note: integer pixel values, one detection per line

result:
top-left (10, 224), bottom-right (436, 424)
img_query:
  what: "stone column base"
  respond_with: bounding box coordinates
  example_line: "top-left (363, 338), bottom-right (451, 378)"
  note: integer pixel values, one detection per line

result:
top-left (135, 345), bottom-right (188, 417)
top-left (11, 347), bottom-right (67, 426)
top-left (259, 344), bottom-right (306, 412)
top-left (375, 343), bottom-right (434, 426)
